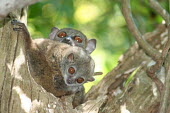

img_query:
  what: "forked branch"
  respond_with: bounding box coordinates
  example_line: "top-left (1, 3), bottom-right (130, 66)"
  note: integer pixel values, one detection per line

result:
top-left (122, 0), bottom-right (170, 112)
top-left (159, 17), bottom-right (170, 113)
top-left (121, 0), bottom-right (161, 61)
top-left (121, 0), bottom-right (164, 94)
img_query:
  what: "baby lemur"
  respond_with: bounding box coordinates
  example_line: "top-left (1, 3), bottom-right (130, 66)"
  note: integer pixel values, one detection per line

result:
top-left (11, 20), bottom-right (95, 98)
top-left (49, 27), bottom-right (96, 54)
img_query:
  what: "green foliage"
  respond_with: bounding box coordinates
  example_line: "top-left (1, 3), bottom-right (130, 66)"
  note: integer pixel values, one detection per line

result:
top-left (28, 0), bottom-right (167, 92)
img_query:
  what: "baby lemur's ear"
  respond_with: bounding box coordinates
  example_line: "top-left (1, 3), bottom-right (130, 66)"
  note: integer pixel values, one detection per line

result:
top-left (49, 27), bottom-right (59, 40)
top-left (86, 39), bottom-right (96, 54)
top-left (94, 72), bottom-right (103, 76)
top-left (67, 53), bottom-right (74, 62)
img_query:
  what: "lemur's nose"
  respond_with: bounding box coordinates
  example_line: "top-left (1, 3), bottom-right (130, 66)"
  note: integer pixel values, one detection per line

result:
top-left (66, 36), bottom-right (71, 41)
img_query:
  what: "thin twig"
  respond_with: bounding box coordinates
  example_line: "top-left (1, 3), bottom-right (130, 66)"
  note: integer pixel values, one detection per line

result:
top-left (122, 0), bottom-right (161, 61)
top-left (160, 29), bottom-right (170, 70)
top-left (146, 64), bottom-right (164, 94)
top-left (149, 0), bottom-right (170, 23)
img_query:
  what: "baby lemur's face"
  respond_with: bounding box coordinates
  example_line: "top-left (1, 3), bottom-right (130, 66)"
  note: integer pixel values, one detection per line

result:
top-left (49, 28), bottom-right (87, 48)
top-left (59, 46), bottom-right (95, 87)
top-left (49, 27), bottom-right (97, 54)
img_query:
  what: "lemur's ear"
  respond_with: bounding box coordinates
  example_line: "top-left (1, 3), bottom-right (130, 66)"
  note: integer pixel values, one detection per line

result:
top-left (86, 39), bottom-right (96, 54)
top-left (49, 27), bottom-right (59, 40)
top-left (67, 53), bottom-right (74, 62)
top-left (87, 76), bottom-right (95, 82)
top-left (94, 72), bottom-right (103, 76)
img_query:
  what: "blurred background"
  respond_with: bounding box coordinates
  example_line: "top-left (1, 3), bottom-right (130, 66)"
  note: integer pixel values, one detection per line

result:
top-left (28, 0), bottom-right (167, 92)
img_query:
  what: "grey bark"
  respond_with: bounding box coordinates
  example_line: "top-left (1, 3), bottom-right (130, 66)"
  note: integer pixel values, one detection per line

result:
top-left (83, 24), bottom-right (167, 113)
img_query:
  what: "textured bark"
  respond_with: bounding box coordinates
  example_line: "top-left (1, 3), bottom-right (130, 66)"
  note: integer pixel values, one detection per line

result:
top-left (82, 24), bottom-right (167, 113)
top-left (0, 4), bottom-right (168, 113)
top-left (0, 10), bottom-right (78, 113)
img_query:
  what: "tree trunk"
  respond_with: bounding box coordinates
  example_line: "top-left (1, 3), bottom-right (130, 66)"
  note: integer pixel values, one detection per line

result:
top-left (0, 9), bottom-right (78, 113)
top-left (0, 6), bottom-right (168, 113)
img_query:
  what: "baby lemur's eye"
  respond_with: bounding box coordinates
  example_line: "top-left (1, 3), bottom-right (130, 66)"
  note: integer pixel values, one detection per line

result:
top-left (58, 32), bottom-right (67, 38)
top-left (74, 36), bottom-right (82, 43)
top-left (68, 67), bottom-right (75, 74)
top-left (77, 77), bottom-right (84, 83)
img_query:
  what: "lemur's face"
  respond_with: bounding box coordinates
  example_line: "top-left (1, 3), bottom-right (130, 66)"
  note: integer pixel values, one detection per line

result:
top-left (58, 47), bottom-right (95, 87)
top-left (49, 27), bottom-right (97, 54)
top-left (49, 28), bottom-right (87, 48)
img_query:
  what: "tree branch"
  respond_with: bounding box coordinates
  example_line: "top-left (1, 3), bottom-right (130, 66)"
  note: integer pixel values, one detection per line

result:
top-left (147, 0), bottom-right (170, 95)
top-left (161, 35), bottom-right (170, 63)
top-left (159, 15), bottom-right (170, 113)
top-left (146, 65), bottom-right (164, 94)
top-left (121, 0), bottom-right (161, 61)
top-left (122, 0), bottom-right (165, 95)
top-left (85, 23), bottom-right (167, 113)
top-left (148, 0), bottom-right (170, 23)
top-left (159, 59), bottom-right (170, 113)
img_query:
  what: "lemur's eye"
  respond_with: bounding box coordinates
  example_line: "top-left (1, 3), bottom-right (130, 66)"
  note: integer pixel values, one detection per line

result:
top-left (74, 36), bottom-right (82, 43)
top-left (68, 67), bottom-right (75, 74)
top-left (58, 32), bottom-right (67, 38)
top-left (77, 77), bottom-right (84, 83)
